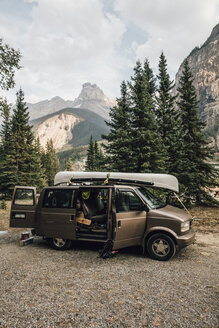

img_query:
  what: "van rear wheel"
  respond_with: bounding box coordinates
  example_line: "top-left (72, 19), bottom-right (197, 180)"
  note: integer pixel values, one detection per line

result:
top-left (49, 238), bottom-right (72, 250)
top-left (147, 233), bottom-right (176, 261)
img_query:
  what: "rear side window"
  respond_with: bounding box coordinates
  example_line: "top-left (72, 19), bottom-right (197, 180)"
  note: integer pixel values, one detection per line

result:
top-left (14, 189), bottom-right (34, 206)
top-left (43, 189), bottom-right (75, 208)
top-left (117, 190), bottom-right (143, 212)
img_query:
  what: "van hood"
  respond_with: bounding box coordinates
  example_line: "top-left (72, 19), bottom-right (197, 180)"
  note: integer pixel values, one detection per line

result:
top-left (149, 205), bottom-right (191, 222)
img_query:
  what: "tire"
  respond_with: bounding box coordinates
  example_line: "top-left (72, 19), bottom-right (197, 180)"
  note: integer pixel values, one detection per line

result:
top-left (147, 233), bottom-right (176, 261)
top-left (49, 238), bottom-right (72, 250)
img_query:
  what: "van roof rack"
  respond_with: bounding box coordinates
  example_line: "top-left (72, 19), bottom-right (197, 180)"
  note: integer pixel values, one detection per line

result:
top-left (70, 177), bottom-right (154, 186)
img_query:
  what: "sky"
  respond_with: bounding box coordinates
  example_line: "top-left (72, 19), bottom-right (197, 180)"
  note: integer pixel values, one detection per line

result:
top-left (0, 0), bottom-right (218, 104)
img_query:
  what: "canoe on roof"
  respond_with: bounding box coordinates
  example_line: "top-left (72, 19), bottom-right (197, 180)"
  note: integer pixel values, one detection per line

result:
top-left (54, 171), bottom-right (179, 192)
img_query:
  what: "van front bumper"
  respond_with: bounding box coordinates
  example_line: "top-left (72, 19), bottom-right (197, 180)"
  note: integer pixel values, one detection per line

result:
top-left (176, 229), bottom-right (195, 249)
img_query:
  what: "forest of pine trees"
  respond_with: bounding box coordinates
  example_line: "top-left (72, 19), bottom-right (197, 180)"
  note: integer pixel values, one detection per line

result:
top-left (0, 90), bottom-right (60, 195)
top-left (101, 54), bottom-right (218, 205)
top-left (0, 36), bottom-right (218, 204)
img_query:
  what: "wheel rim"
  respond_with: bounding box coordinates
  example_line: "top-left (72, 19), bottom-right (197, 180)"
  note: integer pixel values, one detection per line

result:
top-left (152, 238), bottom-right (170, 257)
top-left (53, 238), bottom-right (66, 248)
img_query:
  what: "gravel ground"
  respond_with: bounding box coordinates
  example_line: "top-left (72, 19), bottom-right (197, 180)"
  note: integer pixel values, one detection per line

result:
top-left (0, 230), bottom-right (218, 328)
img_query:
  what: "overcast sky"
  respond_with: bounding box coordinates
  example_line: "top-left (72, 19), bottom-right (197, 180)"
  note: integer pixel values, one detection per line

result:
top-left (0, 0), bottom-right (218, 104)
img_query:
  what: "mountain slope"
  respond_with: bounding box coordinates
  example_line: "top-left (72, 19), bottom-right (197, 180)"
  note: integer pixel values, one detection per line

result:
top-left (32, 107), bottom-right (110, 150)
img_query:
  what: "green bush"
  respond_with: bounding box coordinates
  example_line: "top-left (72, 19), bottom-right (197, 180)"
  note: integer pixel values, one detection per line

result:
top-left (0, 199), bottom-right (7, 210)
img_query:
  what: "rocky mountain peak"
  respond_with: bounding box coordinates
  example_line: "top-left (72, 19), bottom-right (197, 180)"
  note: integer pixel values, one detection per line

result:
top-left (72, 82), bottom-right (116, 119)
top-left (73, 82), bottom-right (115, 107)
top-left (78, 82), bottom-right (105, 100)
top-left (208, 23), bottom-right (219, 41)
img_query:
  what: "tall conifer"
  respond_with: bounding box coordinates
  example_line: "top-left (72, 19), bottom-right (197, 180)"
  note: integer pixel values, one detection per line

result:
top-left (156, 52), bottom-right (181, 174)
top-left (102, 81), bottom-right (132, 171)
top-left (129, 60), bottom-right (165, 173)
top-left (85, 136), bottom-right (95, 171)
top-left (66, 158), bottom-right (73, 171)
top-left (0, 99), bottom-right (16, 195)
top-left (43, 139), bottom-right (60, 186)
top-left (176, 60), bottom-right (218, 204)
top-left (10, 89), bottom-right (35, 186)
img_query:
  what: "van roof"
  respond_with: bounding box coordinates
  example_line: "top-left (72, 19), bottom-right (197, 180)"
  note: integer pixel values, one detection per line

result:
top-left (54, 171), bottom-right (179, 192)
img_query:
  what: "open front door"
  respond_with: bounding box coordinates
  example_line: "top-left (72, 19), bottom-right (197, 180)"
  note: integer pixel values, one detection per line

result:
top-left (113, 188), bottom-right (147, 250)
top-left (10, 186), bottom-right (37, 228)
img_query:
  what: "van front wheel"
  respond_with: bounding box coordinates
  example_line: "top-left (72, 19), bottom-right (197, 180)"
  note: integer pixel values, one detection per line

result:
top-left (147, 233), bottom-right (176, 261)
top-left (49, 238), bottom-right (72, 250)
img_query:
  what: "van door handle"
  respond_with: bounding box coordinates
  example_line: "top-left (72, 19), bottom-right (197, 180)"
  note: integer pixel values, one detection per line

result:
top-left (118, 221), bottom-right (121, 229)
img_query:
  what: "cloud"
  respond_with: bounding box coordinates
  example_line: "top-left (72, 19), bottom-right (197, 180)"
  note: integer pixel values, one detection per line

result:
top-left (0, 0), bottom-right (127, 102)
top-left (114, 0), bottom-right (219, 76)
top-left (0, 0), bottom-right (218, 103)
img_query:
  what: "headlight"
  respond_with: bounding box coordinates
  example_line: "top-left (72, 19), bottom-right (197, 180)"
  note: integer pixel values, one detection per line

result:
top-left (181, 221), bottom-right (190, 232)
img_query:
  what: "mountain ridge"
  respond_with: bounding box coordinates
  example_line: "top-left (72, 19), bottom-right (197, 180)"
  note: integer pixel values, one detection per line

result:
top-left (27, 82), bottom-right (116, 121)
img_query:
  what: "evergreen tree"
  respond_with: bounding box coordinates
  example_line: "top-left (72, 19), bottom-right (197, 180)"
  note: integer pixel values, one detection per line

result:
top-left (0, 38), bottom-right (21, 195)
top-left (66, 158), bottom-right (73, 171)
top-left (102, 81), bottom-right (133, 171)
top-left (143, 58), bottom-right (156, 98)
top-left (129, 60), bottom-right (165, 173)
top-left (86, 136), bottom-right (106, 171)
top-left (85, 136), bottom-right (95, 171)
top-left (31, 137), bottom-right (46, 191)
top-left (176, 60), bottom-right (218, 204)
top-left (43, 139), bottom-right (60, 186)
top-left (156, 52), bottom-right (181, 174)
top-left (0, 99), bottom-right (16, 196)
top-left (0, 91), bottom-right (46, 194)
top-left (93, 141), bottom-right (105, 171)
top-left (10, 89), bottom-right (35, 187)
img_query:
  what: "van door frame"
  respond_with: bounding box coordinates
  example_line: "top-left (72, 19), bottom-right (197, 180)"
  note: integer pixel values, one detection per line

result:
top-left (113, 186), bottom-right (147, 250)
top-left (76, 185), bottom-right (111, 242)
top-left (10, 186), bottom-right (37, 228)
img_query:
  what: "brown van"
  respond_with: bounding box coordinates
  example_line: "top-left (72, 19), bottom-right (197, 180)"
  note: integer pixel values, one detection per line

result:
top-left (10, 172), bottom-right (195, 261)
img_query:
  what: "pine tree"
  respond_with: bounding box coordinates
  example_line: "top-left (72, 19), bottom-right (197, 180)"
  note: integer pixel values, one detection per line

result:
top-left (85, 136), bottom-right (106, 171)
top-left (129, 60), bottom-right (165, 173)
top-left (43, 139), bottom-right (60, 186)
top-left (10, 89), bottom-right (35, 187)
top-left (176, 60), bottom-right (218, 204)
top-left (0, 91), bottom-right (46, 194)
top-left (85, 136), bottom-right (95, 171)
top-left (93, 141), bottom-right (105, 171)
top-left (31, 137), bottom-right (46, 191)
top-left (102, 81), bottom-right (133, 171)
top-left (156, 52), bottom-right (180, 174)
top-left (0, 99), bottom-right (16, 196)
top-left (66, 158), bottom-right (73, 171)
top-left (143, 59), bottom-right (156, 98)
top-left (0, 39), bottom-right (21, 196)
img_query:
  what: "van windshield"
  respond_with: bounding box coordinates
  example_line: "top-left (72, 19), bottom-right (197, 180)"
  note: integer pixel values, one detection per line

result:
top-left (136, 187), bottom-right (166, 209)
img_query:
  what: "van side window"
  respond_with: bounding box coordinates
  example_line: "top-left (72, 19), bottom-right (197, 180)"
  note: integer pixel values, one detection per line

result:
top-left (117, 190), bottom-right (143, 212)
top-left (43, 189), bottom-right (74, 208)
